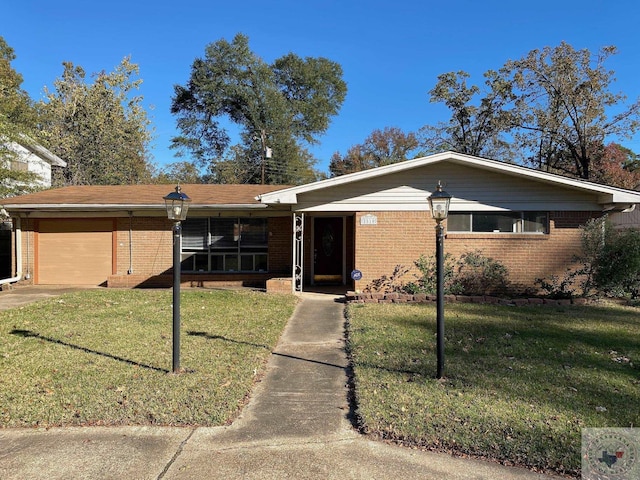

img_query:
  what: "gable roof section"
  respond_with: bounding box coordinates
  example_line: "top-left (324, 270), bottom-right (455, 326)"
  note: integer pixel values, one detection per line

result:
top-left (16, 140), bottom-right (67, 167)
top-left (4, 184), bottom-right (288, 212)
top-left (256, 151), bottom-right (640, 209)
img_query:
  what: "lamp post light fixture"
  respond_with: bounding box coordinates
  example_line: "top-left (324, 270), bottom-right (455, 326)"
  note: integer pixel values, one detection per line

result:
top-left (428, 181), bottom-right (452, 379)
top-left (163, 185), bottom-right (191, 373)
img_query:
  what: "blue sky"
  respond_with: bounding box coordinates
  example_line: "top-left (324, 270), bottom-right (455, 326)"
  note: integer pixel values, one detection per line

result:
top-left (4, 0), bottom-right (640, 174)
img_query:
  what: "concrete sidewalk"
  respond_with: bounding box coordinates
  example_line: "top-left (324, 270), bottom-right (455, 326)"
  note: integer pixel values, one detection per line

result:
top-left (0, 292), bottom-right (564, 479)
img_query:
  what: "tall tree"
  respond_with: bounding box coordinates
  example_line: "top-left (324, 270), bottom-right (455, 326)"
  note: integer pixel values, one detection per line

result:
top-left (503, 42), bottom-right (640, 179)
top-left (171, 33), bottom-right (347, 185)
top-left (419, 70), bottom-right (515, 159)
top-left (329, 127), bottom-right (420, 176)
top-left (41, 57), bottom-right (154, 186)
top-left (153, 160), bottom-right (203, 184)
top-left (592, 143), bottom-right (640, 189)
top-left (0, 36), bottom-right (42, 198)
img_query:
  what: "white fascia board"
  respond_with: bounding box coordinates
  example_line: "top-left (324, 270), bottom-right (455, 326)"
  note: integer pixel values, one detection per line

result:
top-left (294, 200), bottom-right (603, 213)
top-left (191, 204), bottom-right (268, 209)
top-left (598, 191), bottom-right (640, 204)
top-left (256, 191), bottom-right (298, 204)
top-left (3, 203), bottom-right (269, 212)
top-left (15, 137), bottom-right (68, 167)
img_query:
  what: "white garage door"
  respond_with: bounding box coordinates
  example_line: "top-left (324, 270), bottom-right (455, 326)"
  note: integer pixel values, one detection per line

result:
top-left (37, 219), bottom-right (113, 285)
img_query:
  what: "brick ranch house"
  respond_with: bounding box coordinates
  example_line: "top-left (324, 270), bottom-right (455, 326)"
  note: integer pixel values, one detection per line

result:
top-left (4, 151), bottom-right (640, 293)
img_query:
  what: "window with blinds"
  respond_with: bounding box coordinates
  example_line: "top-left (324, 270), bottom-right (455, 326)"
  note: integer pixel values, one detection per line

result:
top-left (181, 217), bottom-right (268, 272)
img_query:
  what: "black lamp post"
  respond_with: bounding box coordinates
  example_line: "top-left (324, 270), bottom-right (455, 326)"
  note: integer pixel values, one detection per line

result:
top-left (163, 185), bottom-right (191, 373)
top-left (428, 181), bottom-right (451, 379)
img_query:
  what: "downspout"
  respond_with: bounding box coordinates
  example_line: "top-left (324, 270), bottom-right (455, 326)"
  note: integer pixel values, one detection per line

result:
top-left (622, 204), bottom-right (636, 213)
top-left (0, 217), bottom-right (22, 285)
top-left (127, 211), bottom-right (134, 274)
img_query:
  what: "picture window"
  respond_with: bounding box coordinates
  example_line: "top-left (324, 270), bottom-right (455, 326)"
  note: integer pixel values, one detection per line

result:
top-left (180, 217), bottom-right (269, 272)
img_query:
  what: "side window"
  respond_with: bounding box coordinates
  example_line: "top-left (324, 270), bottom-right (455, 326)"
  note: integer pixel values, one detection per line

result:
top-left (448, 212), bottom-right (548, 234)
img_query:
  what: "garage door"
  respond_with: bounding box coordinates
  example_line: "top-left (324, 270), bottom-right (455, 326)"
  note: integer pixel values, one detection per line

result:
top-left (37, 219), bottom-right (113, 285)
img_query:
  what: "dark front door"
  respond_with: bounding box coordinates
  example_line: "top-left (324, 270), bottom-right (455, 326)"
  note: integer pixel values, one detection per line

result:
top-left (313, 217), bottom-right (343, 284)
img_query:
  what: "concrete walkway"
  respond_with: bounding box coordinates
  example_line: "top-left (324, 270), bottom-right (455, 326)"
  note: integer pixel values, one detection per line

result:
top-left (0, 291), bottom-right (564, 479)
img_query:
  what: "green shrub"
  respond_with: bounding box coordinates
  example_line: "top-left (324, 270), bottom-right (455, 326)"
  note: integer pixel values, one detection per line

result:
top-left (363, 264), bottom-right (411, 293)
top-left (403, 253), bottom-right (456, 295)
top-left (365, 250), bottom-right (510, 296)
top-left (535, 272), bottom-right (579, 299)
top-left (536, 217), bottom-right (640, 299)
top-left (595, 227), bottom-right (640, 298)
top-left (452, 250), bottom-right (510, 295)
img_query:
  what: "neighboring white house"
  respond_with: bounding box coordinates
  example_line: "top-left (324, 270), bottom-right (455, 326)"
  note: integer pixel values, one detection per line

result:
top-left (1, 139), bottom-right (66, 284)
top-left (3, 139), bottom-right (67, 188)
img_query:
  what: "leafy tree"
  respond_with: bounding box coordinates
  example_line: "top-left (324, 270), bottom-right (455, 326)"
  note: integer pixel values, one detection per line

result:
top-left (329, 126), bottom-right (420, 176)
top-left (503, 42), bottom-right (640, 179)
top-left (419, 70), bottom-right (515, 159)
top-left (0, 36), bottom-right (42, 198)
top-left (153, 161), bottom-right (203, 184)
top-left (425, 44), bottom-right (640, 182)
top-left (40, 57), bottom-right (154, 186)
top-left (171, 33), bottom-right (347, 185)
top-left (592, 143), bottom-right (640, 189)
top-left (204, 145), bottom-right (251, 184)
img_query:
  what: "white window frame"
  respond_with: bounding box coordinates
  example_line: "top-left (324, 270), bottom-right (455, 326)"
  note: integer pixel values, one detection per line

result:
top-left (447, 212), bottom-right (548, 234)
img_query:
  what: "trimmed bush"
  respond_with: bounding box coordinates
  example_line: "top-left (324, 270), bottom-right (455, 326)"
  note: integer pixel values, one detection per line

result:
top-left (367, 250), bottom-right (510, 296)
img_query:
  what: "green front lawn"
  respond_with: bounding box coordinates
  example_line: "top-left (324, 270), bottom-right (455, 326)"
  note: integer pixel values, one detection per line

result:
top-left (346, 302), bottom-right (640, 477)
top-left (0, 289), bottom-right (297, 427)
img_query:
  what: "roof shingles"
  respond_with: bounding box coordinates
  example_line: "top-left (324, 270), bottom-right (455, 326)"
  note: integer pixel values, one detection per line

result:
top-left (3, 184), bottom-right (289, 207)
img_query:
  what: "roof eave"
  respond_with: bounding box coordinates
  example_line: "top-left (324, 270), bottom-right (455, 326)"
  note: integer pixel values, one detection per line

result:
top-left (17, 137), bottom-right (68, 167)
top-left (3, 203), bottom-right (269, 212)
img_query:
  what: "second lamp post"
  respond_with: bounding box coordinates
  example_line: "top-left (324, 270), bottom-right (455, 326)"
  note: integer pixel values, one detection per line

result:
top-left (428, 181), bottom-right (451, 379)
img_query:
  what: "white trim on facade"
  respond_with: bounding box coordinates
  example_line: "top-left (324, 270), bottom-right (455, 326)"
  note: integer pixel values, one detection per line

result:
top-left (256, 151), bottom-right (640, 210)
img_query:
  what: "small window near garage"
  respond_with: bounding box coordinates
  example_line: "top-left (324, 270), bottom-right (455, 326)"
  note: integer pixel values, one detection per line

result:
top-left (448, 212), bottom-right (548, 233)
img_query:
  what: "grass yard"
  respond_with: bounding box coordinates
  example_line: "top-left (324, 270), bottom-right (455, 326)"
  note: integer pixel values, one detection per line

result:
top-left (0, 289), bottom-right (297, 428)
top-left (346, 301), bottom-right (640, 477)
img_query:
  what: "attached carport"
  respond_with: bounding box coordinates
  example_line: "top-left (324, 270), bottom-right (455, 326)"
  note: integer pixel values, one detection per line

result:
top-left (36, 219), bottom-right (115, 285)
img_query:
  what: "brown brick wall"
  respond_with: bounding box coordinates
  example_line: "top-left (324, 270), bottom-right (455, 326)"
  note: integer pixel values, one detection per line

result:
top-left (268, 216), bottom-right (293, 275)
top-left (354, 211), bottom-right (433, 288)
top-left (353, 211), bottom-right (602, 292)
top-left (11, 210), bottom-right (603, 292)
top-left (115, 217), bottom-right (173, 276)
